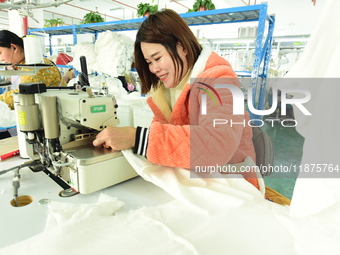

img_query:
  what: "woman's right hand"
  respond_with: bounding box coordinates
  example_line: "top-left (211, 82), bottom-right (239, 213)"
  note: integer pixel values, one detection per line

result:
top-left (93, 126), bottom-right (137, 151)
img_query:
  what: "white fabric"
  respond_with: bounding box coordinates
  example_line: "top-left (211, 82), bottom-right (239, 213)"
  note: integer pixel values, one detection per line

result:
top-left (44, 193), bottom-right (124, 231)
top-left (93, 30), bottom-right (134, 76)
top-left (106, 76), bottom-right (127, 96)
top-left (0, 101), bottom-right (16, 128)
top-left (70, 43), bottom-right (97, 74)
top-left (0, 197), bottom-right (294, 255)
top-left (275, 0), bottom-right (340, 218)
top-left (122, 150), bottom-right (266, 214)
top-left (70, 31), bottom-right (134, 77)
top-left (10, 75), bottom-right (20, 90)
top-left (1, 150), bottom-right (340, 254)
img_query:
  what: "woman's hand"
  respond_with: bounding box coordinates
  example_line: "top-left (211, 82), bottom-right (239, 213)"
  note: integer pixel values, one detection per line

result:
top-left (93, 126), bottom-right (136, 151)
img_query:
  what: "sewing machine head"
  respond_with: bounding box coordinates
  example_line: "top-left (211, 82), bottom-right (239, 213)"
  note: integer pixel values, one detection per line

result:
top-left (16, 82), bottom-right (119, 150)
top-left (14, 82), bottom-right (137, 194)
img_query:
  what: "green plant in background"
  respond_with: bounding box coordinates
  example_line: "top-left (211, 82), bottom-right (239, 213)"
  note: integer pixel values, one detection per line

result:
top-left (137, 1), bottom-right (158, 17)
top-left (81, 11), bottom-right (104, 24)
top-left (188, 0), bottom-right (216, 12)
top-left (44, 18), bottom-right (64, 27)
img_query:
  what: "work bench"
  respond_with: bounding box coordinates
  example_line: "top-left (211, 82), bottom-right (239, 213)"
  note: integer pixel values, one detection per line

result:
top-left (0, 155), bottom-right (173, 248)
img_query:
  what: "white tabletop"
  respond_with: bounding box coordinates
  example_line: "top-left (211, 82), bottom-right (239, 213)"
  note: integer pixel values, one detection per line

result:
top-left (0, 155), bottom-right (174, 248)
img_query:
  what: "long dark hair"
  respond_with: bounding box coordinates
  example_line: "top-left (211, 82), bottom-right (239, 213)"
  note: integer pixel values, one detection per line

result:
top-left (0, 30), bottom-right (24, 49)
top-left (134, 9), bottom-right (202, 94)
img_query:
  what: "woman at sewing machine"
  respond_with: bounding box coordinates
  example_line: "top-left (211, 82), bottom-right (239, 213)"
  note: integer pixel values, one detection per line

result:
top-left (0, 30), bottom-right (66, 110)
top-left (93, 9), bottom-right (262, 192)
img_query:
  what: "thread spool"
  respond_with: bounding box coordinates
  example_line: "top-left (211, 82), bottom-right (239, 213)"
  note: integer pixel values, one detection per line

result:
top-left (23, 36), bottom-right (44, 64)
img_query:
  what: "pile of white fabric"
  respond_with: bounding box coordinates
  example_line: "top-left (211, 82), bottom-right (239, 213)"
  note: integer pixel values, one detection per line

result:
top-left (94, 31), bottom-right (134, 76)
top-left (70, 30), bottom-right (134, 77)
top-left (71, 43), bottom-right (97, 74)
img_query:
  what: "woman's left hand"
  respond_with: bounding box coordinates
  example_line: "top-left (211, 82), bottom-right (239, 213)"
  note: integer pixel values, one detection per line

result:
top-left (93, 126), bottom-right (136, 151)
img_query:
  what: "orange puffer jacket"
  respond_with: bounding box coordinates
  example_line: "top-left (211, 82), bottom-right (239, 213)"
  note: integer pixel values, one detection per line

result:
top-left (146, 47), bottom-right (259, 189)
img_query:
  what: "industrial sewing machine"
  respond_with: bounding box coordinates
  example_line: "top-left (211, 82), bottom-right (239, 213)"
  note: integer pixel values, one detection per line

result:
top-left (15, 82), bottom-right (138, 194)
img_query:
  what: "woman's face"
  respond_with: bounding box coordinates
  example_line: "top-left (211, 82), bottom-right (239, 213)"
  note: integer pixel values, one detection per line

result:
top-left (141, 42), bottom-right (188, 89)
top-left (0, 44), bottom-right (23, 64)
